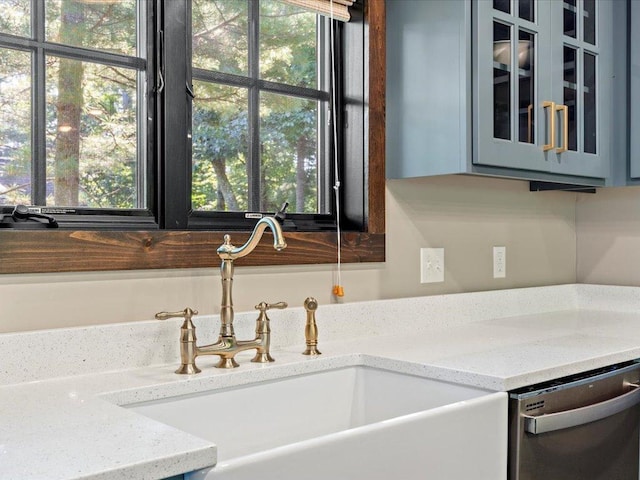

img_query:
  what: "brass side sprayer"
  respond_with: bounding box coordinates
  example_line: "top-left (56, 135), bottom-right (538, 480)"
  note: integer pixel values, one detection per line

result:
top-left (302, 297), bottom-right (321, 356)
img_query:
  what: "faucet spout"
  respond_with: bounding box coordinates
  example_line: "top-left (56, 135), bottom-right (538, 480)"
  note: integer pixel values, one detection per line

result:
top-left (217, 216), bottom-right (287, 261)
top-left (158, 214), bottom-right (288, 373)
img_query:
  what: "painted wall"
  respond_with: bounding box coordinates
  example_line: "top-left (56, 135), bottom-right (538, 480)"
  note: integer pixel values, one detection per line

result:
top-left (0, 175), bottom-right (577, 333)
top-left (577, 186), bottom-right (640, 285)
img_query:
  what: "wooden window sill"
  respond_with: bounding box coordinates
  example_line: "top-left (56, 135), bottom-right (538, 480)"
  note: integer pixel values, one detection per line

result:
top-left (0, 230), bottom-right (385, 273)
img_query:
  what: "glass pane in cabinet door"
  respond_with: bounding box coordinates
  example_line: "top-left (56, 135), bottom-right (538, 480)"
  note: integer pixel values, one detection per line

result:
top-left (584, 52), bottom-right (596, 154)
top-left (494, 0), bottom-right (510, 14)
top-left (564, 0), bottom-right (577, 38)
top-left (563, 46), bottom-right (578, 151)
top-left (493, 22), bottom-right (511, 140)
top-left (519, 0), bottom-right (534, 22)
top-left (518, 30), bottom-right (534, 143)
top-left (584, 0), bottom-right (596, 45)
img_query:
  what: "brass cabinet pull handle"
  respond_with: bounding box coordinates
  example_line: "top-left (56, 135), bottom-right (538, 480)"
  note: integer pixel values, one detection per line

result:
top-left (556, 104), bottom-right (569, 153)
top-left (542, 100), bottom-right (556, 151)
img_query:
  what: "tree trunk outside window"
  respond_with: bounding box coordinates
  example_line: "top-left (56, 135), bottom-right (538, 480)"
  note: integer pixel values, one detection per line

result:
top-left (212, 156), bottom-right (239, 211)
top-left (296, 136), bottom-right (305, 212)
top-left (54, 0), bottom-right (85, 206)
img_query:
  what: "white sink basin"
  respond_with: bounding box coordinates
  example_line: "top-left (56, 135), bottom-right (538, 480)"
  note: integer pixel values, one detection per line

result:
top-left (127, 365), bottom-right (507, 480)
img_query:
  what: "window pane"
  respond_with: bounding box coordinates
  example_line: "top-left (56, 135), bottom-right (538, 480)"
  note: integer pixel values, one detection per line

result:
top-left (584, 52), bottom-right (596, 154)
top-left (494, 0), bottom-right (510, 14)
top-left (493, 22), bottom-right (511, 140)
top-left (46, 0), bottom-right (138, 56)
top-left (192, 81), bottom-right (249, 212)
top-left (192, 0), bottom-right (248, 76)
top-left (0, 0), bottom-right (30, 37)
top-left (563, 0), bottom-right (577, 38)
top-left (518, 30), bottom-right (534, 144)
top-left (260, 92), bottom-right (319, 214)
top-left (260, 1), bottom-right (318, 89)
top-left (584, 0), bottom-right (596, 45)
top-left (518, 0), bottom-right (534, 22)
top-left (0, 48), bottom-right (31, 205)
top-left (563, 46), bottom-right (577, 151)
top-left (46, 57), bottom-right (139, 208)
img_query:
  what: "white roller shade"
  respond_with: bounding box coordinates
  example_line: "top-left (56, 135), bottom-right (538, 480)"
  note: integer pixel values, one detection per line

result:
top-left (279, 0), bottom-right (356, 22)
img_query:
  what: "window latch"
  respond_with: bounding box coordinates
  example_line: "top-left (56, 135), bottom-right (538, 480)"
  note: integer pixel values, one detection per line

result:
top-left (0, 205), bottom-right (58, 229)
top-left (156, 30), bottom-right (165, 93)
top-left (186, 82), bottom-right (195, 99)
top-left (274, 202), bottom-right (289, 224)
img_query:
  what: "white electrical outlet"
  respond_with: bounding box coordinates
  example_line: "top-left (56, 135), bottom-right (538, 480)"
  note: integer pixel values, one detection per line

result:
top-left (493, 246), bottom-right (506, 278)
top-left (420, 247), bottom-right (444, 283)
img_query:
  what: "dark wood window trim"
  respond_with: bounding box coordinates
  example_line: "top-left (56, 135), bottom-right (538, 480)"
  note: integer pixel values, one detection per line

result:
top-left (0, 0), bottom-right (385, 275)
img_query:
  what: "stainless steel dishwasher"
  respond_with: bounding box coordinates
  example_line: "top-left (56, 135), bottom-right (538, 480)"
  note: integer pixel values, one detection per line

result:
top-left (509, 360), bottom-right (640, 480)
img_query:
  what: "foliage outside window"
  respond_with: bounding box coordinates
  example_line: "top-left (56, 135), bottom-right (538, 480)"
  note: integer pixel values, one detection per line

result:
top-left (0, 0), bottom-right (144, 214)
top-left (190, 0), bottom-right (331, 217)
top-left (0, 0), bottom-right (347, 230)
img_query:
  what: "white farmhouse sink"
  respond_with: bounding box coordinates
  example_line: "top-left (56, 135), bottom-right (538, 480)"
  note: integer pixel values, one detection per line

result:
top-left (127, 365), bottom-right (507, 480)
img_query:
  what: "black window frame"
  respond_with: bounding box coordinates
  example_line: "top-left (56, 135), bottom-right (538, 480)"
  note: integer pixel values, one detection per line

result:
top-left (0, 0), bottom-right (157, 228)
top-left (0, 0), bottom-right (367, 234)
top-left (184, 0), bottom-right (334, 231)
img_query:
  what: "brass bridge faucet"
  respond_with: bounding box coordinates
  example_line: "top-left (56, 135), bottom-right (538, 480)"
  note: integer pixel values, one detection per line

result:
top-left (156, 213), bottom-right (288, 372)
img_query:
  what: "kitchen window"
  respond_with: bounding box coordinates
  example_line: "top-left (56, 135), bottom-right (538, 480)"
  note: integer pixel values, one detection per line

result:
top-left (0, 0), bottom-right (152, 226)
top-left (190, 0), bottom-right (331, 219)
top-left (0, 0), bottom-right (385, 273)
top-left (0, 0), bottom-right (356, 231)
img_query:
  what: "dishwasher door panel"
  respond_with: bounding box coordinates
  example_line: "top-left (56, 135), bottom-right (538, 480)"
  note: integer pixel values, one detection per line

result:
top-left (509, 361), bottom-right (640, 480)
top-left (518, 407), bottom-right (639, 480)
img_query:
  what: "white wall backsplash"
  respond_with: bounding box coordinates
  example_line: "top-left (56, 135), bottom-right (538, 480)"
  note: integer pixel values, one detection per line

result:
top-left (574, 284), bottom-right (640, 312)
top-left (577, 185), bottom-right (640, 287)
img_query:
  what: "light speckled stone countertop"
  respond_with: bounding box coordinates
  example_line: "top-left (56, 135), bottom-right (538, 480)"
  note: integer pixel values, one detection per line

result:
top-left (3, 284), bottom-right (640, 479)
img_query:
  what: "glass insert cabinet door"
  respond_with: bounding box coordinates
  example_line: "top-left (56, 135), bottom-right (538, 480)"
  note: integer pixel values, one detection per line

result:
top-left (548, 0), bottom-right (610, 178)
top-left (474, 0), bottom-right (610, 180)
top-left (474, 0), bottom-right (552, 173)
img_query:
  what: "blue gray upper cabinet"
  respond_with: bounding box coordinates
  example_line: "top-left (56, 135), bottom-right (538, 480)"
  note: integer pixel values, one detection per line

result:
top-left (629, 1), bottom-right (640, 180)
top-left (386, 0), bottom-right (615, 186)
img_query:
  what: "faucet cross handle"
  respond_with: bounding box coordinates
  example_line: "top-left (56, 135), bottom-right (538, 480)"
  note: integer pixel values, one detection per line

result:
top-left (255, 301), bottom-right (288, 312)
top-left (253, 301), bottom-right (287, 330)
top-left (155, 307), bottom-right (198, 321)
top-left (155, 307), bottom-right (201, 375)
top-left (251, 301), bottom-right (287, 364)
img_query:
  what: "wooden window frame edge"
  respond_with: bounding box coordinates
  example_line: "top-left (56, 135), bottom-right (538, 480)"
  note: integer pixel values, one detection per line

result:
top-left (0, 230), bottom-right (384, 273)
top-left (0, 0), bottom-right (385, 275)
